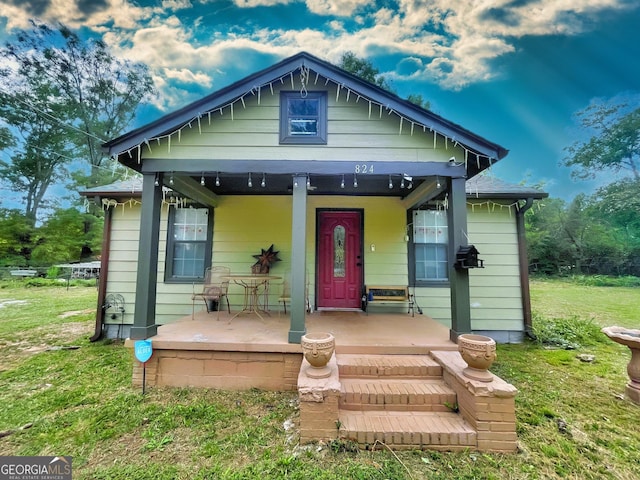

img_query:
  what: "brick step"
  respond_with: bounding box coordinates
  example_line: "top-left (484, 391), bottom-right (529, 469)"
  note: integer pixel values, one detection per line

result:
top-left (338, 410), bottom-right (477, 451)
top-left (340, 378), bottom-right (456, 412)
top-left (337, 354), bottom-right (443, 379)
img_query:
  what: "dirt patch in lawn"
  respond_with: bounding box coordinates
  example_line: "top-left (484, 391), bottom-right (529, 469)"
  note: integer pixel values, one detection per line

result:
top-left (0, 320), bottom-right (93, 371)
top-left (82, 426), bottom-right (214, 476)
top-left (58, 308), bottom-right (95, 319)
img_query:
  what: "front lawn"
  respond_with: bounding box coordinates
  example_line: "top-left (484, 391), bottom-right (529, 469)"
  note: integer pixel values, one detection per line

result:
top-left (0, 278), bottom-right (638, 479)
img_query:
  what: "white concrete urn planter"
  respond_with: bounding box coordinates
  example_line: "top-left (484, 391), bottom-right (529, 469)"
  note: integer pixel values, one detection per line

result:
top-left (301, 332), bottom-right (335, 379)
top-left (458, 333), bottom-right (497, 382)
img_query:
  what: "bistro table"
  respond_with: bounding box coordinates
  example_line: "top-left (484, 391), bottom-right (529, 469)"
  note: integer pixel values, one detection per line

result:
top-left (223, 274), bottom-right (281, 321)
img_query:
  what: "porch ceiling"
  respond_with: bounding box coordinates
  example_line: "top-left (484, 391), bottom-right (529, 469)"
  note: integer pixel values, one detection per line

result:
top-left (187, 172), bottom-right (442, 198)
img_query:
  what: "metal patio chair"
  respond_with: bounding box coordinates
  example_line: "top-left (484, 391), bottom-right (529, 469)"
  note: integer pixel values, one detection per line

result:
top-left (278, 272), bottom-right (311, 315)
top-left (192, 266), bottom-right (231, 320)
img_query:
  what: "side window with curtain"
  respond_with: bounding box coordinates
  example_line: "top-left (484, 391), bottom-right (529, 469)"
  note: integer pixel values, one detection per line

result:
top-left (413, 210), bottom-right (449, 284)
top-left (165, 206), bottom-right (213, 282)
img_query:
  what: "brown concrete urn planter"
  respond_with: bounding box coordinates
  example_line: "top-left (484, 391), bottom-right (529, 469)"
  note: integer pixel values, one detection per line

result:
top-left (301, 332), bottom-right (335, 379)
top-left (602, 326), bottom-right (640, 405)
top-left (458, 334), bottom-right (497, 382)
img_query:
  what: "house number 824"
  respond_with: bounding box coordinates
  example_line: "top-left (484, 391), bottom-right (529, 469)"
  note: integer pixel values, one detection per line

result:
top-left (355, 164), bottom-right (374, 174)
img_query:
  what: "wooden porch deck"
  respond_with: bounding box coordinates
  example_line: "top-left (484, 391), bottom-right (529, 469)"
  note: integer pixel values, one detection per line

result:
top-left (149, 310), bottom-right (457, 355)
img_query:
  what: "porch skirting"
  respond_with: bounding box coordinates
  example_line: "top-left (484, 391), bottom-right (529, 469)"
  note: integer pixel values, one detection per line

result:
top-left (132, 349), bottom-right (302, 391)
top-left (126, 310), bottom-right (457, 390)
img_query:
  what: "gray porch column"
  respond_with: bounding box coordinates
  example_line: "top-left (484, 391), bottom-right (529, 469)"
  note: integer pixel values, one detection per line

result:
top-left (448, 176), bottom-right (471, 342)
top-left (130, 172), bottom-right (163, 340)
top-left (288, 174), bottom-right (308, 343)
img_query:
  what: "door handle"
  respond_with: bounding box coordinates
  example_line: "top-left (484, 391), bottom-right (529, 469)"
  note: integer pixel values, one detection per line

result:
top-left (356, 262), bottom-right (362, 266)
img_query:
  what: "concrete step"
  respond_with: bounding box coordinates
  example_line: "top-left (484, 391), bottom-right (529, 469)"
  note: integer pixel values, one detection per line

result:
top-left (340, 378), bottom-right (456, 412)
top-left (338, 410), bottom-right (477, 451)
top-left (337, 353), bottom-right (443, 379)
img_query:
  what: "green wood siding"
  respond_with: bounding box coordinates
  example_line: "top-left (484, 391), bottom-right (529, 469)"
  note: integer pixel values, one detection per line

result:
top-left (104, 206), bottom-right (140, 326)
top-left (468, 202), bottom-right (523, 332)
top-left (143, 82), bottom-right (465, 164)
top-left (104, 196), bottom-right (524, 333)
top-left (413, 201), bottom-right (523, 332)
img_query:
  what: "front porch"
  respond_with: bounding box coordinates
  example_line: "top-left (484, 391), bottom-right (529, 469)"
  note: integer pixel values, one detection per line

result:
top-left (130, 310), bottom-right (457, 391)
top-left (128, 311), bottom-right (517, 452)
top-left (143, 310), bottom-right (457, 355)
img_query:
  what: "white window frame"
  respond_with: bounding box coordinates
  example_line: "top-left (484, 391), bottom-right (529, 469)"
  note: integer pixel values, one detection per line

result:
top-left (412, 209), bottom-right (449, 284)
top-left (164, 206), bottom-right (213, 283)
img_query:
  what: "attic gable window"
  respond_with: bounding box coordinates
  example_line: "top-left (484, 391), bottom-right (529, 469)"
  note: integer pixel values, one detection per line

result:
top-left (280, 91), bottom-right (327, 144)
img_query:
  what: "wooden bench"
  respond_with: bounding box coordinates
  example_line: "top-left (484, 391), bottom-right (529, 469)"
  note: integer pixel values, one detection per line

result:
top-left (364, 286), bottom-right (415, 317)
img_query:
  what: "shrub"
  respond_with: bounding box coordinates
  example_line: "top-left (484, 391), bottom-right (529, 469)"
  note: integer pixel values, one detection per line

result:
top-left (46, 266), bottom-right (61, 279)
top-left (567, 275), bottom-right (640, 287)
top-left (531, 313), bottom-right (605, 349)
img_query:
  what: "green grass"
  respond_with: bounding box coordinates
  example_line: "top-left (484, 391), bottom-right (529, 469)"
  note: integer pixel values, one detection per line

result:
top-left (1, 278), bottom-right (639, 479)
top-left (530, 276), bottom-right (640, 329)
top-left (531, 314), bottom-right (603, 349)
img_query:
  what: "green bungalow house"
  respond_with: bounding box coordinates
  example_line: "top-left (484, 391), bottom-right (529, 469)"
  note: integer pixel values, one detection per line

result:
top-left (87, 51), bottom-right (545, 345)
top-left (83, 52), bottom-right (547, 451)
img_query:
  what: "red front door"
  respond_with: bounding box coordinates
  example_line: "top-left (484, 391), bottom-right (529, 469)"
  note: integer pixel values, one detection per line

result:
top-left (317, 211), bottom-right (363, 309)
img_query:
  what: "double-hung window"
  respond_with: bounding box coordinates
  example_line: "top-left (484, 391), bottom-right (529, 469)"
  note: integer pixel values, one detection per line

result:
top-left (279, 91), bottom-right (327, 144)
top-left (412, 210), bottom-right (449, 284)
top-left (165, 206), bottom-right (213, 282)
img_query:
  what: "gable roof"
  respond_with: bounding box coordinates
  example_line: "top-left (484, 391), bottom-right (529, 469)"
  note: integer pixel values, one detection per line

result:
top-left (104, 52), bottom-right (508, 176)
top-left (466, 175), bottom-right (547, 200)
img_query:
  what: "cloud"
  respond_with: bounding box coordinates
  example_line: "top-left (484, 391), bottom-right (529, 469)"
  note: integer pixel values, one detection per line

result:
top-left (0, 0), bottom-right (157, 30)
top-left (104, 20), bottom-right (217, 108)
top-left (231, 0), bottom-right (369, 16)
top-left (396, 57), bottom-right (423, 77)
top-left (304, 0), bottom-right (369, 16)
top-left (0, 0), bottom-right (635, 105)
top-left (75, 0), bottom-right (110, 16)
top-left (162, 0), bottom-right (192, 10)
top-left (164, 67), bottom-right (212, 85)
top-left (232, 0), bottom-right (292, 7)
top-left (385, 0), bottom-right (633, 88)
top-left (3, 0), bottom-right (50, 17)
top-left (130, 0), bottom-right (635, 101)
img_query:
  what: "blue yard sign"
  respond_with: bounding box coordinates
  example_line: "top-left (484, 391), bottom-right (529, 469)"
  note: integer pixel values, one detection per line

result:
top-left (134, 339), bottom-right (153, 363)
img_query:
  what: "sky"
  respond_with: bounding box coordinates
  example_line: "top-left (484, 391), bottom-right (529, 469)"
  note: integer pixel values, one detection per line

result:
top-left (1, 0), bottom-right (639, 201)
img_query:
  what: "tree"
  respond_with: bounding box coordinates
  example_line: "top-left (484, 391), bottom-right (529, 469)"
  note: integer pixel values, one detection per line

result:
top-left (0, 82), bottom-right (75, 224)
top-left (587, 179), bottom-right (640, 274)
top-left (406, 93), bottom-right (431, 110)
top-left (339, 51), bottom-right (392, 91)
top-left (339, 52), bottom-right (431, 110)
top-left (563, 101), bottom-right (640, 180)
top-left (590, 178), bottom-right (640, 233)
top-left (527, 195), bottom-right (598, 274)
top-left (0, 125), bottom-right (12, 150)
top-left (526, 197), bottom-right (574, 274)
top-left (526, 187), bottom-right (640, 277)
top-left (30, 207), bottom-right (102, 265)
top-left (0, 208), bottom-right (34, 266)
top-left (0, 20), bottom-right (155, 191)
